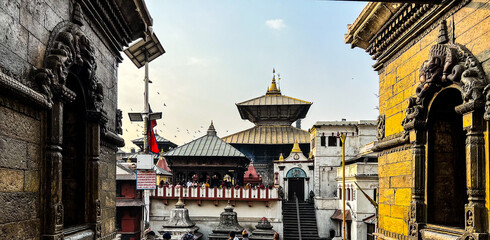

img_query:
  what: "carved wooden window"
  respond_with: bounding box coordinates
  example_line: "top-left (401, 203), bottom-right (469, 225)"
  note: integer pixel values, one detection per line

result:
top-left (426, 88), bottom-right (467, 228)
top-left (339, 187), bottom-right (342, 200)
top-left (328, 136), bottom-right (337, 147)
top-left (320, 134), bottom-right (326, 146)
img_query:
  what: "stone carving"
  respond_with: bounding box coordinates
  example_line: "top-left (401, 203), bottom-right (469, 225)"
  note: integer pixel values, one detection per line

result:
top-left (377, 114), bottom-right (385, 140)
top-left (466, 209), bottom-right (474, 228)
top-left (409, 223), bottom-right (417, 237)
top-left (72, 2), bottom-right (84, 26)
top-left (96, 199), bottom-right (101, 217)
top-left (34, 22), bottom-right (104, 116)
top-left (402, 20), bottom-right (488, 130)
top-left (96, 223), bottom-right (102, 238)
top-left (55, 203), bottom-right (64, 225)
top-left (116, 109), bottom-right (123, 135)
top-left (278, 186), bottom-right (284, 200)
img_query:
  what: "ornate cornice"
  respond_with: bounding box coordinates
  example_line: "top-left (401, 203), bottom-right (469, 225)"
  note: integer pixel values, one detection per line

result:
top-left (372, 131), bottom-right (410, 152)
top-left (345, 1), bottom-right (471, 71)
top-left (0, 69), bottom-right (51, 110)
top-left (378, 143), bottom-right (413, 157)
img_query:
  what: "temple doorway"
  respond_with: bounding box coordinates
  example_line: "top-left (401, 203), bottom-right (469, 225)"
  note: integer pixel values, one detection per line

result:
top-left (286, 168), bottom-right (307, 202)
top-left (288, 178), bottom-right (305, 202)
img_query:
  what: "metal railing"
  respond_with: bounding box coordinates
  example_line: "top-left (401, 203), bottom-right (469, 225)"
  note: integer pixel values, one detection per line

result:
top-left (295, 192), bottom-right (302, 240)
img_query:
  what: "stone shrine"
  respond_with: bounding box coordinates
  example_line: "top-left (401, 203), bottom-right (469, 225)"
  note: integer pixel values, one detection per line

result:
top-left (160, 198), bottom-right (202, 240)
top-left (249, 217), bottom-right (277, 240)
top-left (208, 202), bottom-right (244, 240)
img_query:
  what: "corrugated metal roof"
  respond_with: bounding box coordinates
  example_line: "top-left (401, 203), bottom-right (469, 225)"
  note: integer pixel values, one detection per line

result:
top-left (237, 94), bottom-right (311, 106)
top-left (132, 133), bottom-right (175, 144)
top-left (222, 126), bottom-right (310, 144)
top-left (163, 135), bottom-right (246, 157)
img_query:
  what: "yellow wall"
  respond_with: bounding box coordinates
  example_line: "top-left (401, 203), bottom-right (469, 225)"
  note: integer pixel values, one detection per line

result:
top-left (377, 1), bottom-right (490, 236)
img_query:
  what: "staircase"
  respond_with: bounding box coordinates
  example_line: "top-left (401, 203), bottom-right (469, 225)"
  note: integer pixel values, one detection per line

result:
top-left (282, 201), bottom-right (319, 240)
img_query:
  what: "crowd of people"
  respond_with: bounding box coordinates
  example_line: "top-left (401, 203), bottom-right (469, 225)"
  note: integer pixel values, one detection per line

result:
top-left (159, 180), bottom-right (275, 190)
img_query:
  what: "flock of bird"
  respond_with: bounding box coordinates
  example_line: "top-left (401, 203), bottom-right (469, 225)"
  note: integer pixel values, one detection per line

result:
top-left (123, 103), bottom-right (230, 144)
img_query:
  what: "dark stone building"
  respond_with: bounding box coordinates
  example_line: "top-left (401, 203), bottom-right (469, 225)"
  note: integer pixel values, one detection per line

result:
top-left (222, 72), bottom-right (312, 184)
top-left (0, 0), bottom-right (153, 239)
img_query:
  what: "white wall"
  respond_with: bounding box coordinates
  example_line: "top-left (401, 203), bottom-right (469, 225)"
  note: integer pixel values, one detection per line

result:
top-left (150, 199), bottom-right (282, 240)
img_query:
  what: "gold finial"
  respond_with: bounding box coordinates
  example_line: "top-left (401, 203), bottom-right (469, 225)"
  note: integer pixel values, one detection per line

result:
top-left (273, 68), bottom-right (275, 74)
top-left (279, 153), bottom-right (284, 161)
top-left (266, 70), bottom-right (281, 95)
top-left (176, 197), bottom-right (185, 208)
top-left (291, 140), bottom-right (301, 153)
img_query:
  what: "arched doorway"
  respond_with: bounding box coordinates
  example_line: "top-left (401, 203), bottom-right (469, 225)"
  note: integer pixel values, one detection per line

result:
top-left (286, 168), bottom-right (307, 202)
top-left (426, 88), bottom-right (467, 227)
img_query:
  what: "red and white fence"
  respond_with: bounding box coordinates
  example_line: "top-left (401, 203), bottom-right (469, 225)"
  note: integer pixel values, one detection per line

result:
top-left (151, 186), bottom-right (280, 206)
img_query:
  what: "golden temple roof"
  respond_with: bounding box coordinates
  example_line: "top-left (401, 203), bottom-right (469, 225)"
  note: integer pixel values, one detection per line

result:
top-left (222, 125), bottom-right (310, 145)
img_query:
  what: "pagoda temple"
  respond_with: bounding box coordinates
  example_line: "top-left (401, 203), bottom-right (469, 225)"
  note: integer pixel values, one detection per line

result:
top-left (164, 122), bottom-right (250, 185)
top-left (223, 70), bottom-right (312, 184)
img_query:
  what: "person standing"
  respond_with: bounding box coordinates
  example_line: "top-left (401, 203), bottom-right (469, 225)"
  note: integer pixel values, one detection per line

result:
top-left (242, 230), bottom-right (249, 240)
top-left (229, 231), bottom-right (239, 240)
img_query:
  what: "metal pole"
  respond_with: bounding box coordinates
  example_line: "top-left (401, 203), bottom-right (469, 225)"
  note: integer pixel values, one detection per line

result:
top-left (341, 133), bottom-right (346, 240)
top-left (143, 47), bottom-right (149, 154)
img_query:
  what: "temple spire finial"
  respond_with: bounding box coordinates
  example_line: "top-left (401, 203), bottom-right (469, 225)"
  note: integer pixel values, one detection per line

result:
top-left (266, 68), bottom-right (281, 95)
top-left (207, 120), bottom-right (217, 136)
top-left (437, 19), bottom-right (449, 44)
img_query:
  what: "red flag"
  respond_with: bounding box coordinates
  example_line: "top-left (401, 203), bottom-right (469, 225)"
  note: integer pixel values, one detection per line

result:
top-left (148, 106), bottom-right (159, 154)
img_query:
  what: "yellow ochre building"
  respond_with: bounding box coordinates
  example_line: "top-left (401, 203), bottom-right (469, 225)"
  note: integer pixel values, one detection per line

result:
top-left (346, 2), bottom-right (489, 240)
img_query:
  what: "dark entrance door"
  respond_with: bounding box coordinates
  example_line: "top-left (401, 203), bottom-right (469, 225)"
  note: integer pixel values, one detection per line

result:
top-left (288, 178), bottom-right (305, 202)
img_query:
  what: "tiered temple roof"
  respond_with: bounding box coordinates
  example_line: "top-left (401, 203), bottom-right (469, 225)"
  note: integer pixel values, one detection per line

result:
top-left (223, 71), bottom-right (312, 145)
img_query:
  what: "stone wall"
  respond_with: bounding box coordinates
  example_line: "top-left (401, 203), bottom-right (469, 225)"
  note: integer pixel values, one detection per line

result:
top-left (150, 199), bottom-right (282, 240)
top-left (0, 93), bottom-right (44, 239)
top-left (0, 0), bottom-right (130, 238)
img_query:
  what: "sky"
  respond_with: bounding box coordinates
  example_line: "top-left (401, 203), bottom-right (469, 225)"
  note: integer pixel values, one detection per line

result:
top-left (117, 0), bottom-right (379, 151)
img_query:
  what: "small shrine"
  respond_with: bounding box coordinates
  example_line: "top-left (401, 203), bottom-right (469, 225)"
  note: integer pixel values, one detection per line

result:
top-left (244, 164), bottom-right (262, 185)
top-left (249, 217), bottom-right (277, 240)
top-left (208, 202), bottom-right (244, 240)
top-left (159, 198), bottom-right (202, 240)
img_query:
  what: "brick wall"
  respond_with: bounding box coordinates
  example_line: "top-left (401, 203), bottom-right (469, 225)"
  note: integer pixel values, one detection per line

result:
top-left (377, 0), bottom-right (490, 236)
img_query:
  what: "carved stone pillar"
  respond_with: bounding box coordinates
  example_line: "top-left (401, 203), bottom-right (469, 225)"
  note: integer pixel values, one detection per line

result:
top-left (409, 130), bottom-right (426, 240)
top-left (462, 111), bottom-right (487, 239)
top-left (43, 101), bottom-right (64, 240)
top-left (87, 110), bottom-right (105, 239)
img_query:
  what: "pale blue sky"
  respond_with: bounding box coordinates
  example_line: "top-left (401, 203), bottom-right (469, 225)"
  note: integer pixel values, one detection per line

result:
top-left (118, 1), bottom-right (378, 151)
